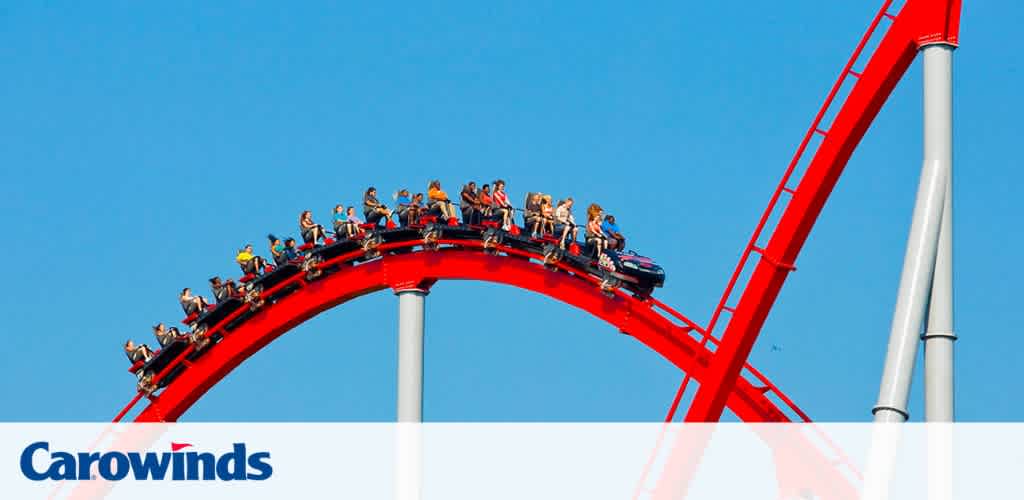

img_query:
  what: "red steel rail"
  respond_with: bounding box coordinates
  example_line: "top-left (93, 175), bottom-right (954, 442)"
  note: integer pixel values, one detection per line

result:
top-left (683, 0), bottom-right (961, 422)
top-left (114, 239), bottom-right (800, 424)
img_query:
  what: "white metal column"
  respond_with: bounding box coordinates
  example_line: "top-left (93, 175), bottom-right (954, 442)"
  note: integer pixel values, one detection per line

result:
top-left (872, 44), bottom-right (953, 423)
top-left (397, 290), bottom-right (426, 422)
top-left (921, 44), bottom-right (956, 423)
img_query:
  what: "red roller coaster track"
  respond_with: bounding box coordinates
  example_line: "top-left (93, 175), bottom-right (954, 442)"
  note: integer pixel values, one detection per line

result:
top-left (113, 0), bottom-right (960, 427)
top-left (117, 240), bottom-right (803, 423)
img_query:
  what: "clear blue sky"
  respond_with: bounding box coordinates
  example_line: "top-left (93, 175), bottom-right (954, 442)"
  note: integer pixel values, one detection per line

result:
top-left (0, 1), bottom-right (1019, 422)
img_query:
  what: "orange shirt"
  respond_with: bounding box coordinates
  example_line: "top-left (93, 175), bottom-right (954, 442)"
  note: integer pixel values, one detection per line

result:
top-left (428, 187), bottom-right (448, 202)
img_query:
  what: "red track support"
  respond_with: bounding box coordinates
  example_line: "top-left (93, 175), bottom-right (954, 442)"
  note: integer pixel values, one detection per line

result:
top-left (685, 0), bottom-right (962, 422)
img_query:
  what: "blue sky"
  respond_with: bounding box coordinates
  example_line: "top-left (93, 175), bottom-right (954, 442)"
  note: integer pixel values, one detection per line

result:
top-left (0, 0), bottom-right (1019, 422)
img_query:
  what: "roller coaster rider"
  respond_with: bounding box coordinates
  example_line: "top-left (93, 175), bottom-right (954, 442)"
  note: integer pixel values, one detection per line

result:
top-left (492, 180), bottom-right (513, 229)
top-left (269, 234), bottom-right (286, 266)
top-left (124, 339), bottom-right (154, 364)
top-left (479, 184), bottom-right (494, 221)
top-left (299, 210), bottom-right (326, 245)
top-left (178, 287), bottom-right (210, 316)
top-left (363, 187), bottom-right (394, 228)
top-left (602, 214), bottom-right (626, 251)
top-left (586, 203), bottom-right (609, 257)
top-left (525, 193), bottom-right (543, 237)
top-left (345, 206), bottom-right (364, 228)
top-left (209, 276), bottom-right (237, 303)
top-left (152, 322), bottom-right (185, 348)
top-left (331, 205), bottom-right (356, 238)
top-left (428, 180), bottom-right (459, 224)
top-left (539, 197), bottom-right (555, 236)
top-left (554, 197), bottom-right (578, 249)
top-left (235, 244), bottom-right (268, 276)
top-left (283, 237), bottom-right (300, 260)
top-left (460, 182), bottom-right (482, 225)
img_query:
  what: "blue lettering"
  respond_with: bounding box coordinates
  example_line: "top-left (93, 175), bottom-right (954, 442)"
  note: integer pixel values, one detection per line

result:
top-left (49, 452), bottom-right (77, 480)
top-left (216, 444), bottom-right (247, 481)
top-left (172, 452), bottom-right (185, 481)
top-left (20, 442), bottom-right (50, 481)
top-left (77, 452), bottom-right (100, 480)
top-left (20, 441), bottom-right (271, 482)
top-left (98, 452), bottom-right (129, 481)
top-left (186, 452), bottom-right (216, 480)
top-left (128, 451), bottom-right (171, 480)
top-left (246, 452), bottom-right (273, 481)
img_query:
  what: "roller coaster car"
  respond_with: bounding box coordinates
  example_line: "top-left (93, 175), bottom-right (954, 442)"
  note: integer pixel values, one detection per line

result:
top-left (499, 230), bottom-right (543, 257)
top-left (378, 226), bottom-right (421, 245)
top-left (616, 252), bottom-right (665, 286)
top-left (374, 226), bottom-right (420, 254)
top-left (133, 339), bottom-right (190, 394)
top-left (438, 224), bottom-right (484, 242)
top-left (194, 297), bottom-right (243, 333)
top-left (599, 250), bottom-right (665, 296)
top-left (311, 237), bottom-right (362, 263)
top-left (248, 262), bottom-right (302, 297)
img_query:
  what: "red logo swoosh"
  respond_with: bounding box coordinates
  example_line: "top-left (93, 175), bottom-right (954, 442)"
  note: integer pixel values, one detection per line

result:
top-left (171, 442), bottom-right (193, 452)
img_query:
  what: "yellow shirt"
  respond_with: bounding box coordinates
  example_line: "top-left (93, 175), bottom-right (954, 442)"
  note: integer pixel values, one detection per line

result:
top-left (236, 250), bottom-right (254, 264)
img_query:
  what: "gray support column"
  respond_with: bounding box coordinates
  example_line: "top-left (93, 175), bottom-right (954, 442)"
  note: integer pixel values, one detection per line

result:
top-left (397, 289), bottom-right (426, 422)
top-left (872, 44), bottom-right (953, 423)
top-left (921, 44), bottom-right (956, 423)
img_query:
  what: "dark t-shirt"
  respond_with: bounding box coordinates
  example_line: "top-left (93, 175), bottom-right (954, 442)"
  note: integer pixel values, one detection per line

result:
top-left (461, 188), bottom-right (478, 207)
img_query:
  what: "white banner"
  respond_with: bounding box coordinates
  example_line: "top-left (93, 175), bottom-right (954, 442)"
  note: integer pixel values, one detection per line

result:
top-left (1, 423), bottom-right (1018, 499)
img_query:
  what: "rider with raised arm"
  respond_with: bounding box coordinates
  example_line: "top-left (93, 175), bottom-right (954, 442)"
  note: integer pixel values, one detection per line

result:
top-left (299, 210), bottom-right (326, 245)
top-left (363, 187), bottom-right (394, 227)
top-left (428, 180), bottom-right (458, 224)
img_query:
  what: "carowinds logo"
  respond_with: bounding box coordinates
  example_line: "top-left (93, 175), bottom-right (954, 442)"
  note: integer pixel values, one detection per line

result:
top-left (20, 441), bottom-right (273, 481)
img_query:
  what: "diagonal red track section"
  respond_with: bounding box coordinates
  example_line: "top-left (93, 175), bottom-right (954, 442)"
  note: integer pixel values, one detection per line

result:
top-left (684, 0), bottom-right (962, 422)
